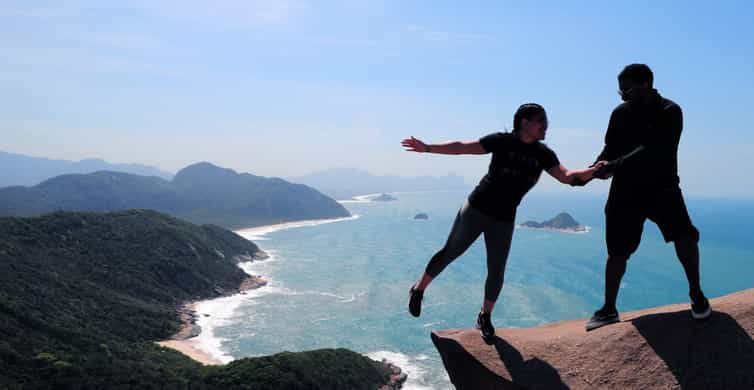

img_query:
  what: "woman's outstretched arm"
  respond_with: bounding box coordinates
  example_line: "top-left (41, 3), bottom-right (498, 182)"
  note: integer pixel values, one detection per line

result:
top-left (546, 163), bottom-right (604, 186)
top-left (401, 136), bottom-right (487, 155)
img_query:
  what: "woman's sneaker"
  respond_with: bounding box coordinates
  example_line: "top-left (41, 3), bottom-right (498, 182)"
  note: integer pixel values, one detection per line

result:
top-left (408, 286), bottom-right (423, 317)
top-left (585, 306), bottom-right (620, 331)
top-left (691, 295), bottom-right (711, 320)
top-left (476, 311), bottom-right (495, 339)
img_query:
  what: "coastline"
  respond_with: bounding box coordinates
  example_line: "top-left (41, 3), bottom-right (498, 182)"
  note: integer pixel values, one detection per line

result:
top-left (235, 215), bottom-right (360, 240)
top-left (157, 215), bottom-right (360, 366)
top-left (156, 274), bottom-right (268, 365)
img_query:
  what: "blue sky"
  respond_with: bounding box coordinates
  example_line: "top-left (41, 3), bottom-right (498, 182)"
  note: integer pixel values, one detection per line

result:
top-left (1, 1), bottom-right (753, 197)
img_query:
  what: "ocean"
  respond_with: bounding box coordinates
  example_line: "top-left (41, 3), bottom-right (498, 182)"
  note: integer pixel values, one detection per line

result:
top-left (191, 190), bottom-right (754, 389)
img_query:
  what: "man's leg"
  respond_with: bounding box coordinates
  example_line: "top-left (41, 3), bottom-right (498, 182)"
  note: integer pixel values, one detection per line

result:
top-left (674, 236), bottom-right (703, 297)
top-left (650, 187), bottom-right (710, 318)
top-left (587, 206), bottom-right (643, 331)
top-left (602, 206), bottom-right (644, 310)
top-left (604, 254), bottom-right (629, 311)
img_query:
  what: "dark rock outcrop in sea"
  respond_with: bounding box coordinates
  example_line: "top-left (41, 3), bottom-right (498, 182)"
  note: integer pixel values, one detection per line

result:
top-left (520, 212), bottom-right (586, 232)
top-left (432, 289), bottom-right (754, 389)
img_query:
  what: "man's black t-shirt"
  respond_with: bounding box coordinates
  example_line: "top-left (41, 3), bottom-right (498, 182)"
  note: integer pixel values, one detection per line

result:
top-left (595, 90), bottom-right (683, 208)
top-left (468, 132), bottom-right (560, 221)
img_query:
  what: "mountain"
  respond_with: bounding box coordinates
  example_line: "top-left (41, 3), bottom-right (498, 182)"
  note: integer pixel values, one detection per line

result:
top-left (291, 168), bottom-right (468, 200)
top-left (0, 150), bottom-right (173, 187)
top-left (520, 212), bottom-right (586, 232)
top-left (431, 289), bottom-right (754, 389)
top-left (0, 210), bottom-right (400, 389)
top-left (0, 162), bottom-right (351, 229)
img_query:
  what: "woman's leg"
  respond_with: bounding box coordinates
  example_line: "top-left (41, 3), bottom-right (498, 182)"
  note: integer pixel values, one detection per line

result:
top-left (481, 220), bottom-right (515, 314)
top-left (417, 201), bottom-right (489, 290)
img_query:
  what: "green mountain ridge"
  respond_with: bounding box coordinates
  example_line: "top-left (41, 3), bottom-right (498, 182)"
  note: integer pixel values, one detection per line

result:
top-left (0, 162), bottom-right (351, 229)
top-left (0, 210), bottom-right (399, 389)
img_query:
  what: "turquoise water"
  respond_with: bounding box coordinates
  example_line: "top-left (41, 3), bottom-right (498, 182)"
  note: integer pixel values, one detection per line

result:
top-left (207, 190), bottom-right (754, 389)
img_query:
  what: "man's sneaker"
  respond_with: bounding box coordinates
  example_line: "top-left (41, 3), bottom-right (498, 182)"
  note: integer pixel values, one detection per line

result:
top-left (476, 311), bottom-right (495, 339)
top-left (585, 306), bottom-right (620, 331)
top-left (408, 286), bottom-right (423, 317)
top-left (691, 296), bottom-right (711, 320)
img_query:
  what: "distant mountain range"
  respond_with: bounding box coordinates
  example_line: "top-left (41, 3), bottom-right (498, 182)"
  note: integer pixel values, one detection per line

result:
top-left (0, 150), bottom-right (173, 187)
top-left (0, 162), bottom-right (350, 229)
top-left (291, 167), bottom-right (468, 200)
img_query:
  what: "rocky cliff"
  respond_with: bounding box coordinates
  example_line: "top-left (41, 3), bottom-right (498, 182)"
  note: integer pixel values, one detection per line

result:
top-left (432, 289), bottom-right (754, 389)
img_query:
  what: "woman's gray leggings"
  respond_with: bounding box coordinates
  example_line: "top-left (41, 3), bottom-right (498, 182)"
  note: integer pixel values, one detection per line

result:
top-left (425, 201), bottom-right (514, 302)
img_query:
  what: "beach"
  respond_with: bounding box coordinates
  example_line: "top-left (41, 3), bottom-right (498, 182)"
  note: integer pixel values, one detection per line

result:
top-left (156, 274), bottom-right (268, 365)
top-left (156, 215), bottom-right (360, 366)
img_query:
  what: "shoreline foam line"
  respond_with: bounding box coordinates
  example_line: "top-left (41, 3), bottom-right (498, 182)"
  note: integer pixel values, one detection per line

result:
top-left (338, 189), bottom-right (467, 203)
top-left (235, 215), bottom-right (360, 241)
top-left (163, 214), bottom-right (362, 365)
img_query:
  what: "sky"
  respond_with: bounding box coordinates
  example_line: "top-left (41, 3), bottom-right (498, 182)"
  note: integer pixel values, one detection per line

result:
top-left (1, 1), bottom-right (753, 198)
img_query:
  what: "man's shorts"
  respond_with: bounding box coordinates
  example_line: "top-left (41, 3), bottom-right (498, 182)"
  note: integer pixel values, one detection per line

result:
top-left (606, 186), bottom-right (699, 257)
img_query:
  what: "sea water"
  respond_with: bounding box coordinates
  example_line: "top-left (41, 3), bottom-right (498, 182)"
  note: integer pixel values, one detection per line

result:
top-left (194, 190), bottom-right (754, 389)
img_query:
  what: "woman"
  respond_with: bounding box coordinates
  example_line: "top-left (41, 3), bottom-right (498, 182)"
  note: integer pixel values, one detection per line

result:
top-left (402, 103), bottom-right (601, 339)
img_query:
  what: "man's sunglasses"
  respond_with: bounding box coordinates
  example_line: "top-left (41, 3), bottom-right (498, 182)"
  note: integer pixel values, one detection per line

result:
top-left (618, 87), bottom-right (634, 97)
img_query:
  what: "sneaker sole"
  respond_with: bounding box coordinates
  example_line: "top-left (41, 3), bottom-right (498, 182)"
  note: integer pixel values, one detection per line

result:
top-left (585, 316), bottom-right (620, 332)
top-left (691, 305), bottom-right (711, 320)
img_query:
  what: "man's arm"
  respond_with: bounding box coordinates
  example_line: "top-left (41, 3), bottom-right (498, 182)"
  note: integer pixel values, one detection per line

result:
top-left (401, 136), bottom-right (487, 155)
top-left (594, 109), bottom-right (621, 165)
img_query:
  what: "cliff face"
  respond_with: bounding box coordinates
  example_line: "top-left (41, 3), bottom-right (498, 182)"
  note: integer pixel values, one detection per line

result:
top-left (432, 289), bottom-right (754, 389)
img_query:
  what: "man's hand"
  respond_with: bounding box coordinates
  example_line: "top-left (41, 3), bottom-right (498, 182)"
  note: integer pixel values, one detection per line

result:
top-left (570, 166), bottom-right (599, 186)
top-left (592, 160), bottom-right (613, 179)
top-left (401, 136), bottom-right (430, 153)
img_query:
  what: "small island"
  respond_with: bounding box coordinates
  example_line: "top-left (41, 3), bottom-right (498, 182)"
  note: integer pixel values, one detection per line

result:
top-left (371, 193), bottom-right (398, 202)
top-left (519, 212), bottom-right (587, 233)
top-left (414, 213), bottom-right (429, 220)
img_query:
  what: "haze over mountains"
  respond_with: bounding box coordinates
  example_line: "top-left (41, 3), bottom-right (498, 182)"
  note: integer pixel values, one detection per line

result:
top-left (0, 150), bottom-right (173, 187)
top-left (0, 162), bottom-right (350, 229)
top-left (291, 167), bottom-right (468, 200)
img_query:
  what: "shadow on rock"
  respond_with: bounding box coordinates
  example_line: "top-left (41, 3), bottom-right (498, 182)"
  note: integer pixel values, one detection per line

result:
top-left (631, 310), bottom-right (754, 389)
top-left (492, 336), bottom-right (570, 390)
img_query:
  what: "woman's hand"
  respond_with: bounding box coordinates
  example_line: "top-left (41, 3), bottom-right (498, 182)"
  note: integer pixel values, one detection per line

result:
top-left (401, 136), bottom-right (430, 153)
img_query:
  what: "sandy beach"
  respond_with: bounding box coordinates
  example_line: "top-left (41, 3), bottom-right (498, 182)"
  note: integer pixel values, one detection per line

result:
top-left (156, 275), bottom-right (268, 365)
top-left (158, 339), bottom-right (223, 366)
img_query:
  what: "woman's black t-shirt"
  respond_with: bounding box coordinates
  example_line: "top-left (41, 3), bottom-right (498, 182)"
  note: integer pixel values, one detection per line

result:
top-left (468, 132), bottom-right (560, 221)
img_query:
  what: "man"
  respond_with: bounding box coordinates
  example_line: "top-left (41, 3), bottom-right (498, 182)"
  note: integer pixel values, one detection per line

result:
top-left (586, 64), bottom-right (711, 331)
